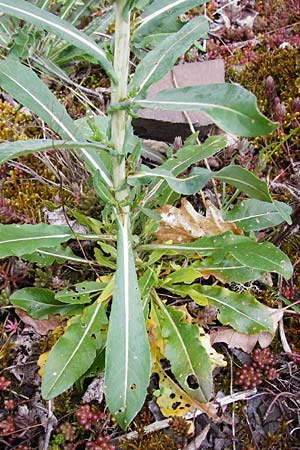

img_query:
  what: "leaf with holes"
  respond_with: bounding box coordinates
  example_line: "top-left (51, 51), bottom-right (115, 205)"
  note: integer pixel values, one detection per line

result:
top-left (153, 297), bottom-right (212, 403)
top-left (55, 282), bottom-right (106, 304)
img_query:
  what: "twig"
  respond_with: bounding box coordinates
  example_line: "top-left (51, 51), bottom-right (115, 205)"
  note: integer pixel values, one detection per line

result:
top-left (186, 424), bottom-right (210, 450)
top-left (39, 400), bottom-right (57, 450)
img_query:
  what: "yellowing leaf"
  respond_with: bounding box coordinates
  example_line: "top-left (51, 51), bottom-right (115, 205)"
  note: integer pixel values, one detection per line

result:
top-left (37, 351), bottom-right (49, 376)
top-left (153, 361), bottom-right (216, 418)
top-left (155, 199), bottom-right (243, 243)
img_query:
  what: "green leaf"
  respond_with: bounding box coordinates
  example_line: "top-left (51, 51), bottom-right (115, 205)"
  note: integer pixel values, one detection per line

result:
top-left (0, 224), bottom-right (73, 258)
top-left (0, 139), bottom-right (109, 165)
top-left (153, 297), bottom-right (212, 402)
top-left (162, 284), bottom-right (208, 306)
top-left (0, 60), bottom-right (113, 187)
top-left (0, 0), bottom-right (116, 82)
top-left (55, 281), bottom-right (105, 304)
top-left (150, 135), bottom-right (226, 207)
top-left (10, 288), bottom-right (82, 319)
top-left (194, 285), bottom-right (274, 334)
top-left (22, 245), bottom-right (89, 266)
top-left (130, 16), bottom-right (208, 96)
top-left (128, 166), bottom-right (211, 195)
top-left (223, 199), bottom-right (292, 231)
top-left (139, 232), bottom-right (248, 256)
top-left (160, 267), bottom-right (200, 285)
top-left (133, 0), bottom-right (207, 44)
top-left (105, 214), bottom-right (151, 429)
top-left (230, 241), bottom-right (293, 279)
top-left (213, 166), bottom-right (272, 202)
top-left (120, 84), bottom-right (277, 137)
top-left (193, 255), bottom-right (264, 284)
top-left (42, 301), bottom-right (108, 399)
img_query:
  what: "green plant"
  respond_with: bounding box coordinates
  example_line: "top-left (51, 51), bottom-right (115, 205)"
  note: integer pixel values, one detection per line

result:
top-left (0, 0), bottom-right (293, 431)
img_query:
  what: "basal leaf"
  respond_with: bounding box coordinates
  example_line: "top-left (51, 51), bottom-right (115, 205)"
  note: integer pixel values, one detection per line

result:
top-left (160, 267), bottom-right (200, 285)
top-left (55, 282), bottom-right (105, 304)
top-left (193, 255), bottom-right (264, 284)
top-left (153, 297), bottom-right (212, 402)
top-left (223, 199), bottom-right (292, 231)
top-left (0, 0), bottom-right (116, 81)
top-left (0, 223), bottom-right (73, 258)
top-left (213, 166), bottom-right (272, 202)
top-left (118, 84), bottom-right (277, 137)
top-left (130, 15), bottom-right (208, 96)
top-left (194, 285), bottom-right (274, 334)
top-left (230, 241), bottom-right (293, 280)
top-left (22, 245), bottom-right (89, 266)
top-left (10, 287), bottom-right (82, 319)
top-left (162, 284), bottom-right (209, 306)
top-left (105, 214), bottom-right (150, 429)
top-left (42, 301), bottom-right (107, 399)
top-left (139, 232), bottom-right (248, 256)
top-left (0, 60), bottom-right (113, 187)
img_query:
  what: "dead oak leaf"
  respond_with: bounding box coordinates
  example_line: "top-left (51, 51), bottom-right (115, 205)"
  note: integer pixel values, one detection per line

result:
top-left (15, 308), bottom-right (62, 335)
top-left (210, 308), bottom-right (283, 353)
top-left (154, 198), bottom-right (243, 243)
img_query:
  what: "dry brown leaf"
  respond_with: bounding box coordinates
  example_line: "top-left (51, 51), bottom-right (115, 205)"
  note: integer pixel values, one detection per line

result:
top-left (15, 308), bottom-right (62, 335)
top-left (155, 198), bottom-right (243, 243)
top-left (210, 308), bottom-right (283, 353)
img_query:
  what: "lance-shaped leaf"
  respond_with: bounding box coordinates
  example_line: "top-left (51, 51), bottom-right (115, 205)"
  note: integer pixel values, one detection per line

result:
top-left (0, 60), bottom-right (113, 187)
top-left (105, 214), bottom-right (151, 430)
top-left (129, 15), bottom-right (208, 96)
top-left (128, 166), bottom-right (211, 195)
top-left (230, 241), bottom-right (293, 280)
top-left (22, 245), bottom-right (89, 266)
top-left (138, 232), bottom-right (248, 255)
top-left (55, 281), bottom-right (105, 304)
top-left (193, 285), bottom-right (274, 335)
top-left (0, 139), bottom-right (109, 165)
top-left (117, 84), bottom-right (277, 137)
top-left (223, 199), bottom-right (292, 231)
top-left (10, 287), bottom-right (82, 319)
top-left (133, 0), bottom-right (207, 44)
top-left (0, 0), bottom-right (116, 82)
top-left (42, 301), bottom-right (108, 399)
top-left (149, 136), bottom-right (226, 207)
top-left (193, 255), bottom-right (264, 284)
top-left (213, 165), bottom-right (272, 202)
top-left (153, 297), bottom-right (212, 402)
top-left (0, 224), bottom-right (73, 258)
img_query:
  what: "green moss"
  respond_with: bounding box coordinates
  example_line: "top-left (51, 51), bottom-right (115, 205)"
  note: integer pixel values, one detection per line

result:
top-left (0, 99), bottom-right (40, 142)
top-left (227, 47), bottom-right (300, 169)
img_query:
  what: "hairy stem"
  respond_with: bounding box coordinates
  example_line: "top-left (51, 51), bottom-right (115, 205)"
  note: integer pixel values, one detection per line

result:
top-left (111, 0), bottom-right (130, 206)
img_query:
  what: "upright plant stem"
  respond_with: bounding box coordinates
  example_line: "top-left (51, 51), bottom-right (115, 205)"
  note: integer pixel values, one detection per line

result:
top-left (111, 0), bottom-right (130, 206)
